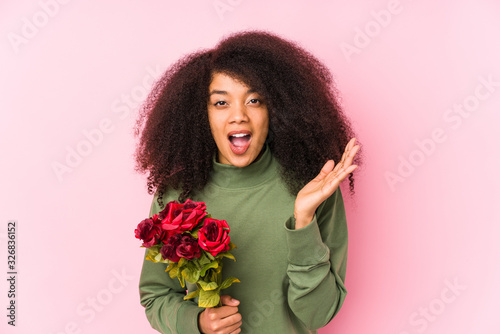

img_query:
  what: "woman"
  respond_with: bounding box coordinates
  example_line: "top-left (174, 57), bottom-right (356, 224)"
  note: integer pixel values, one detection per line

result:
top-left (135, 30), bottom-right (361, 334)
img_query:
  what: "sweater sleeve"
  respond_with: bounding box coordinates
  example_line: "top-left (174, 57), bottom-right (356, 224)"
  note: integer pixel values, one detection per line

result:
top-left (138, 194), bottom-right (204, 333)
top-left (284, 187), bottom-right (348, 330)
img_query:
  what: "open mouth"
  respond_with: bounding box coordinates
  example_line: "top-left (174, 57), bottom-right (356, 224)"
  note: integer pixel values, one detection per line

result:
top-left (228, 131), bottom-right (252, 155)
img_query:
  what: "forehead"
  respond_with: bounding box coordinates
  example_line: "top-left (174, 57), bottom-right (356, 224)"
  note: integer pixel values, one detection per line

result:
top-left (209, 72), bottom-right (252, 92)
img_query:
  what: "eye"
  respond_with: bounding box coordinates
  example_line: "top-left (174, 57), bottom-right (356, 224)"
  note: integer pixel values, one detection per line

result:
top-left (213, 101), bottom-right (227, 106)
top-left (249, 98), bottom-right (262, 105)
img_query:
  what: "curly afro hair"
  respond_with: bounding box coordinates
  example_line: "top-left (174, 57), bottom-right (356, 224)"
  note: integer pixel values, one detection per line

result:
top-left (134, 30), bottom-right (362, 207)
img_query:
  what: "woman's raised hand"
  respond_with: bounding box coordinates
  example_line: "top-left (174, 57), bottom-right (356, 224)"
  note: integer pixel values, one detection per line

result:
top-left (294, 138), bottom-right (360, 229)
top-left (198, 295), bottom-right (242, 334)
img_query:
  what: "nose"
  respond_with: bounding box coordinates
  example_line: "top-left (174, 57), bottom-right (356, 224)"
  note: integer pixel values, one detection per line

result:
top-left (229, 102), bottom-right (249, 123)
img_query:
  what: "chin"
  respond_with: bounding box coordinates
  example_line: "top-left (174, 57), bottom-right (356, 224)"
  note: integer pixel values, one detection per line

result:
top-left (228, 156), bottom-right (254, 168)
top-left (221, 150), bottom-right (260, 167)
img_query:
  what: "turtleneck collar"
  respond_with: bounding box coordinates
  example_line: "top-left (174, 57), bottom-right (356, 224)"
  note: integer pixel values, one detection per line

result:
top-left (209, 145), bottom-right (278, 189)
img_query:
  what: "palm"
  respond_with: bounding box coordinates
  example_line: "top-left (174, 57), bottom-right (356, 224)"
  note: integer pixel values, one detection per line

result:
top-left (294, 138), bottom-right (360, 228)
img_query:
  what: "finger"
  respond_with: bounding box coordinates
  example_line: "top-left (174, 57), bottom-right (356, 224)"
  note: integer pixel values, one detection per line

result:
top-left (338, 139), bottom-right (355, 167)
top-left (220, 295), bottom-right (239, 306)
top-left (336, 153), bottom-right (347, 172)
top-left (342, 138), bottom-right (357, 162)
top-left (346, 137), bottom-right (356, 152)
top-left (333, 138), bottom-right (356, 172)
top-left (343, 138), bottom-right (354, 157)
top-left (229, 323), bottom-right (242, 334)
top-left (312, 160), bottom-right (335, 182)
top-left (202, 310), bottom-right (241, 334)
top-left (334, 144), bottom-right (359, 174)
top-left (327, 165), bottom-right (358, 188)
top-left (343, 144), bottom-right (360, 167)
top-left (220, 314), bottom-right (242, 330)
top-left (204, 307), bottom-right (239, 328)
top-left (327, 163), bottom-right (357, 183)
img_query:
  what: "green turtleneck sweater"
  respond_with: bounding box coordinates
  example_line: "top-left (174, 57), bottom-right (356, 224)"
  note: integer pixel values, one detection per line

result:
top-left (138, 146), bottom-right (348, 333)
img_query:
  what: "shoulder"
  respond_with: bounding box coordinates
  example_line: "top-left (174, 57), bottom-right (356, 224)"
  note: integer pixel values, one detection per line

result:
top-left (149, 188), bottom-right (182, 216)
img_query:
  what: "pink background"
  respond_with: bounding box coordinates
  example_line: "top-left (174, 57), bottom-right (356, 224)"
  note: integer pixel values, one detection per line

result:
top-left (1, 0), bottom-right (499, 333)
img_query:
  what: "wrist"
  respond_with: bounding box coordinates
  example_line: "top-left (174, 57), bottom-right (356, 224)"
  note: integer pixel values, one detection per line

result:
top-left (293, 210), bottom-right (314, 229)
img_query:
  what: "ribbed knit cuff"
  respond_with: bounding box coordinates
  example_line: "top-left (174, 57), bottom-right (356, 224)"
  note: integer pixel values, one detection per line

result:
top-left (176, 302), bottom-right (204, 334)
top-left (284, 215), bottom-right (330, 266)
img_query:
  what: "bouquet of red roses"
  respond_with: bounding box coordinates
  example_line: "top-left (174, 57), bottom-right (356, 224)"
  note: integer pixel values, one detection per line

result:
top-left (135, 199), bottom-right (239, 307)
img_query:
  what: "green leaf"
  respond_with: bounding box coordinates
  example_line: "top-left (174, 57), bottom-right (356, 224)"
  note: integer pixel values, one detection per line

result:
top-left (177, 270), bottom-right (185, 288)
top-left (218, 252), bottom-right (235, 261)
top-left (198, 253), bottom-right (211, 266)
top-left (178, 257), bottom-right (187, 268)
top-left (187, 227), bottom-right (200, 239)
top-left (154, 252), bottom-right (164, 262)
top-left (228, 242), bottom-right (237, 251)
top-left (210, 269), bottom-right (220, 284)
top-left (200, 261), bottom-right (219, 277)
top-left (198, 280), bottom-right (218, 291)
top-left (198, 289), bottom-right (220, 308)
top-left (184, 288), bottom-right (200, 300)
top-left (168, 266), bottom-right (179, 279)
top-left (220, 276), bottom-right (240, 290)
top-left (165, 262), bottom-right (176, 273)
top-left (181, 265), bottom-right (201, 284)
top-left (145, 244), bottom-right (162, 262)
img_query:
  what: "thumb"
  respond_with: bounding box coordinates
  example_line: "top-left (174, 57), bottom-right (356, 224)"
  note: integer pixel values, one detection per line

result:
top-left (312, 160), bottom-right (335, 182)
top-left (220, 295), bottom-right (239, 306)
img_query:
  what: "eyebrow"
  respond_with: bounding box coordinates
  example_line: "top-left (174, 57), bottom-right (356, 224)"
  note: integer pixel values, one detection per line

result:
top-left (209, 89), bottom-right (257, 96)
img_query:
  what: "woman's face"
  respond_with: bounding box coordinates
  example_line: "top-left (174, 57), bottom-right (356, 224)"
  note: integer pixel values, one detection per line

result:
top-left (207, 73), bottom-right (269, 167)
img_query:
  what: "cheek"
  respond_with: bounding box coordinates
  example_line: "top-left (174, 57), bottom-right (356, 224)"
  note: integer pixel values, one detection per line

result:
top-left (208, 115), bottom-right (225, 143)
top-left (207, 112), bottom-right (218, 135)
top-left (260, 111), bottom-right (270, 138)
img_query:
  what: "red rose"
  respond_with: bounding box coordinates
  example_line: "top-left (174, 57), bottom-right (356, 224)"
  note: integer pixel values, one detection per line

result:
top-left (176, 235), bottom-right (202, 260)
top-left (160, 234), bottom-right (183, 262)
top-left (135, 217), bottom-right (160, 248)
top-left (198, 218), bottom-right (231, 257)
top-left (156, 229), bottom-right (172, 244)
top-left (160, 199), bottom-right (207, 233)
top-left (151, 213), bottom-right (160, 224)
